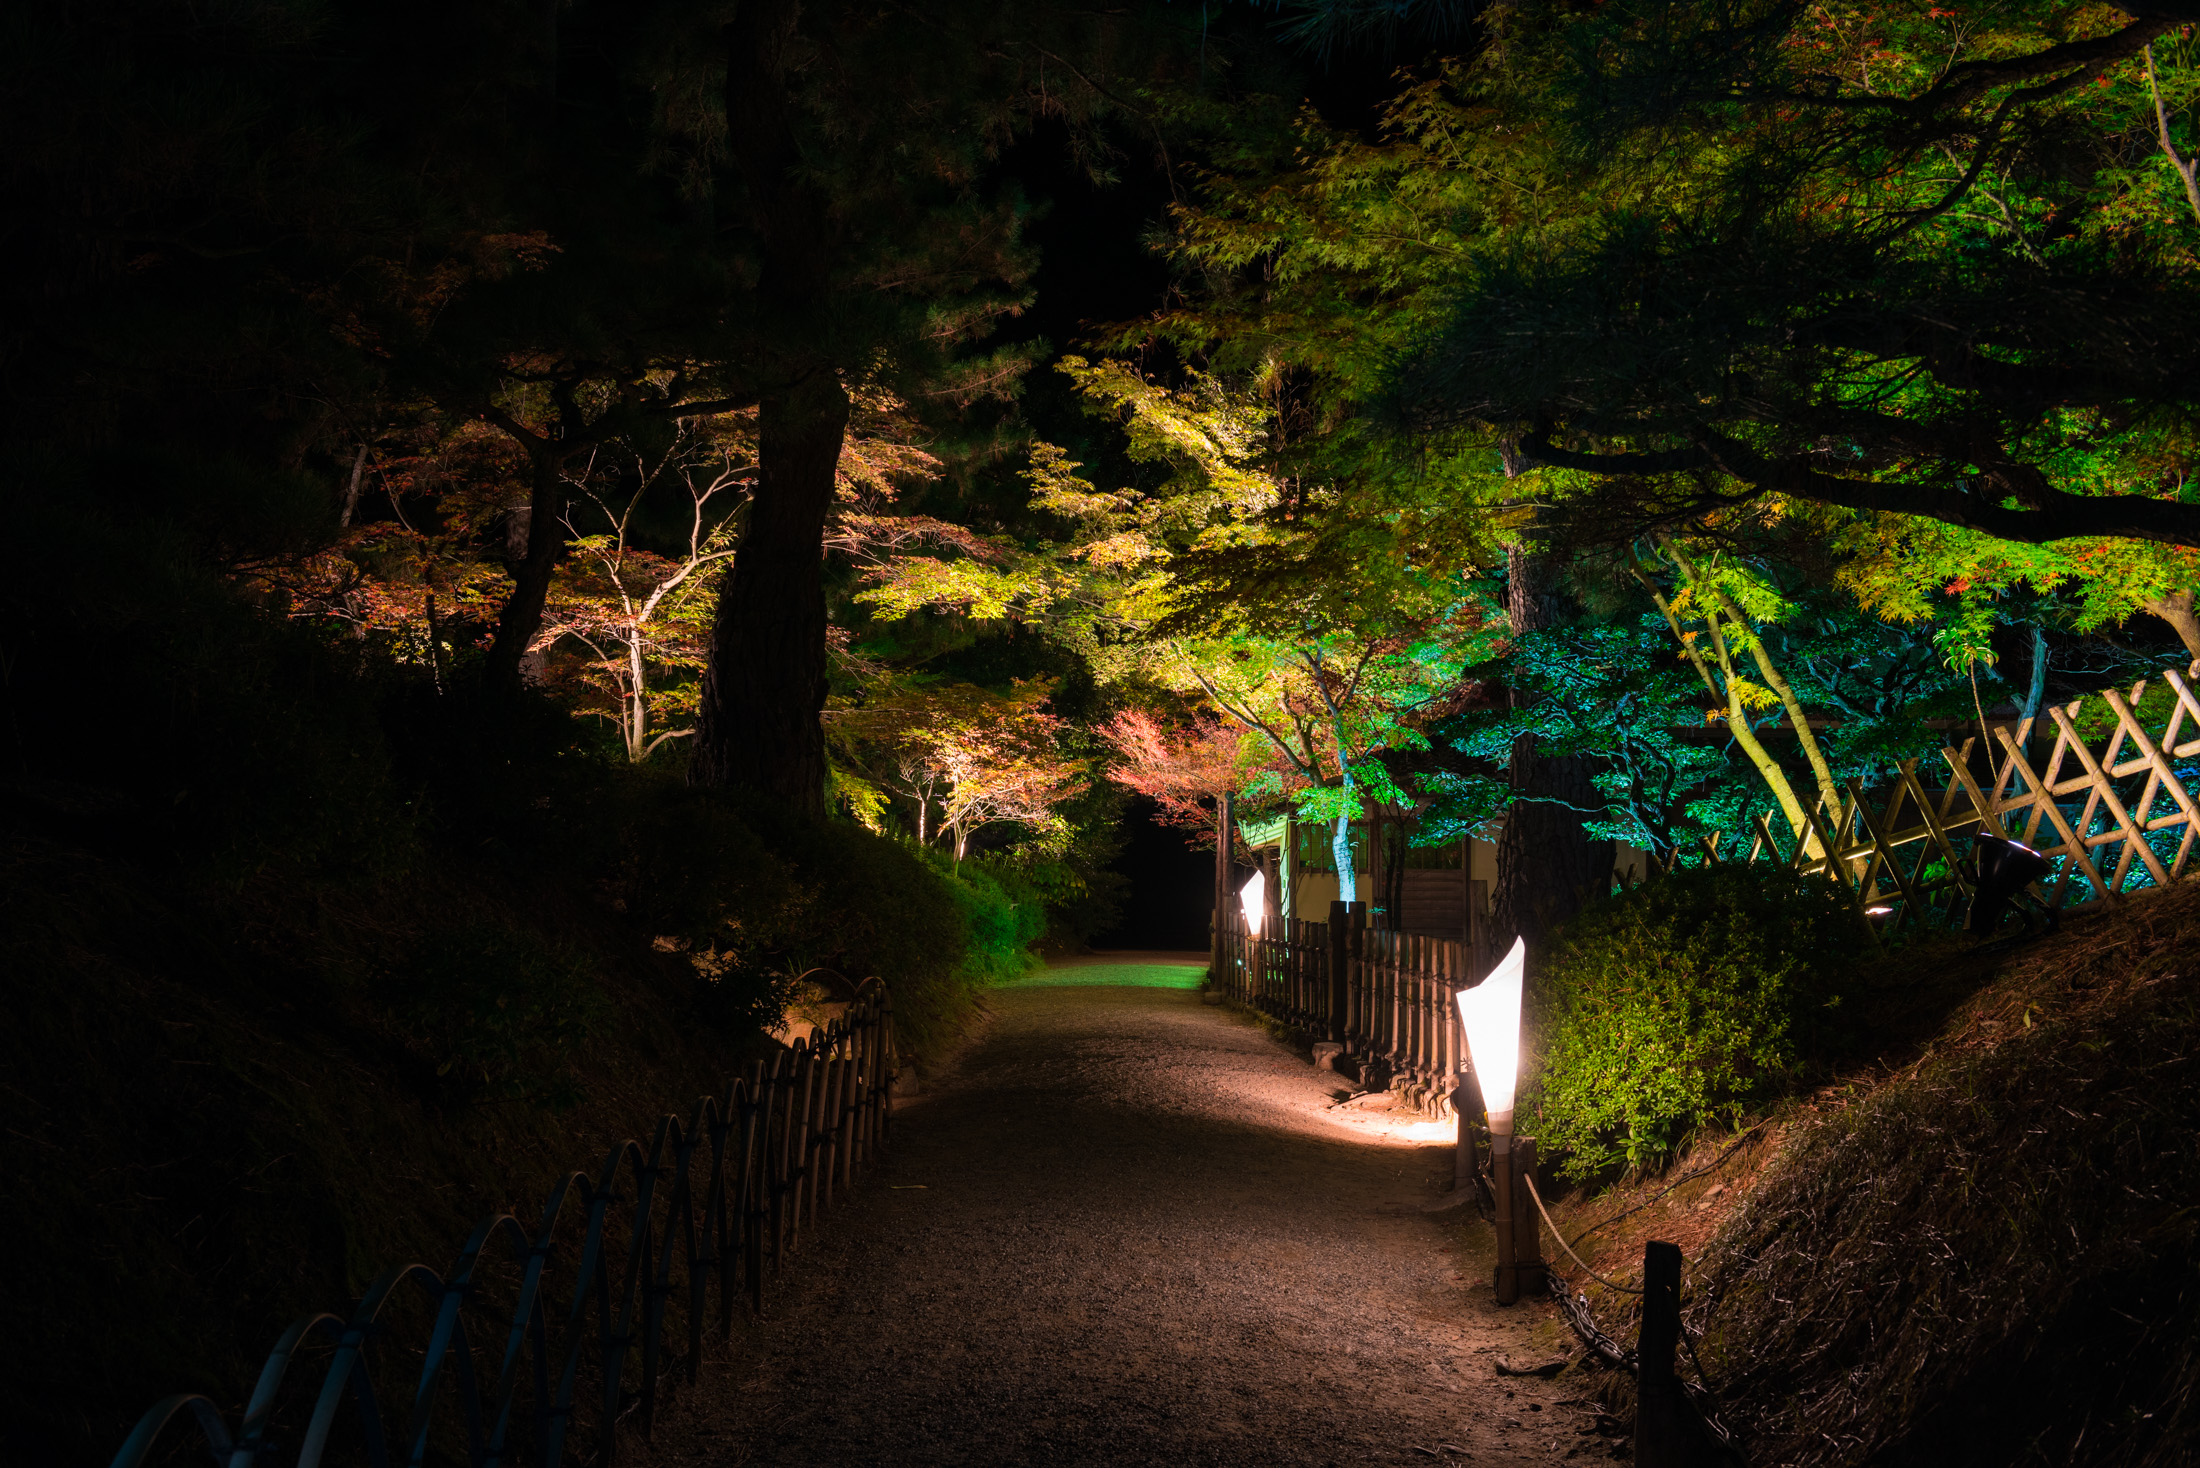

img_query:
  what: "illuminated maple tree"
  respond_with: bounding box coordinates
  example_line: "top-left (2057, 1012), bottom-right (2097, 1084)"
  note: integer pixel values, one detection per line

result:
top-left (832, 681), bottom-right (1089, 859)
top-left (1096, 710), bottom-right (1247, 849)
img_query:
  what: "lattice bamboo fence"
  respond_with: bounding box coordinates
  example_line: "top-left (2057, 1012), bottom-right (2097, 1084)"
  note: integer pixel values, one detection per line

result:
top-left (1681, 666), bottom-right (2200, 935)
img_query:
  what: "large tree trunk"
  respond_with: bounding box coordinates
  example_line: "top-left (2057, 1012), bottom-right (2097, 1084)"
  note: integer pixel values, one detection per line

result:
top-left (484, 448), bottom-right (564, 693)
top-left (689, 0), bottom-right (846, 812)
top-left (1492, 542), bottom-right (1607, 958)
top-left (688, 370), bottom-right (849, 813)
top-left (2141, 591), bottom-right (2200, 673)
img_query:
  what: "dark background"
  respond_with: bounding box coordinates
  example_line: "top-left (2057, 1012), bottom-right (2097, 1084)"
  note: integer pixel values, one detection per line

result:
top-left (1091, 798), bottom-right (1214, 950)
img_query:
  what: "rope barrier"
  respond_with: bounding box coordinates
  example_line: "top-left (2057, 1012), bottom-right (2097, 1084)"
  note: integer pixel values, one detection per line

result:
top-left (1523, 1173), bottom-right (1642, 1293)
top-left (1563, 1121), bottom-right (1768, 1256)
top-left (1524, 1169), bottom-right (1746, 1460)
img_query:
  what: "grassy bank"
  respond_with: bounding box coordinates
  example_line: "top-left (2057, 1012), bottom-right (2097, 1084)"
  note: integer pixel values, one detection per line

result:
top-left (1533, 881), bottom-right (2200, 1466)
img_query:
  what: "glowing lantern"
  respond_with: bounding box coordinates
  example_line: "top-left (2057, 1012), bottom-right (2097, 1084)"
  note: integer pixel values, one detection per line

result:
top-left (1238, 869), bottom-right (1266, 937)
top-left (1454, 936), bottom-right (1524, 1137)
top-left (1454, 935), bottom-right (1540, 1305)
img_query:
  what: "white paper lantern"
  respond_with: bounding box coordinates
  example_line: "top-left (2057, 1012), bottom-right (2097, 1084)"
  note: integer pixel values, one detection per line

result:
top-left (1455, 936), bottom-right (1525, 1137)
top-left (1238, 869), bottom-right (1266, 937)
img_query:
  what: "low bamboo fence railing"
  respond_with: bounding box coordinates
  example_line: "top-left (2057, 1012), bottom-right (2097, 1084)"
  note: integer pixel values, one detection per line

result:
top-left (1231, 915), bottom-right (1330, 1034)
top-left (108, 977), bottom-right (896, 1468)
top-left (1349, 929), bottom-right (1475, 1116)
top-left (1213, 911), bottom-right (1478, 1119)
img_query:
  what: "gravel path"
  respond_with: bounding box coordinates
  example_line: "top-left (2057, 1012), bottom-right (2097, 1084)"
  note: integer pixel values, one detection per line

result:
top-left (643, 979), bottom-right (1595, 1467)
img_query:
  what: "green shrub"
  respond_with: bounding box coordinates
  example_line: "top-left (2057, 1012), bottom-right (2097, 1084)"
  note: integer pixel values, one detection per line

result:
top-left (1016, 852), bottom-right (1129, 953)
top-left (942, 856), bottom-right (1046, 985)
top-left (1527, 867), bottom-right (1862, 1181)
top-left (577, 781), bottom-right (1035, 1062)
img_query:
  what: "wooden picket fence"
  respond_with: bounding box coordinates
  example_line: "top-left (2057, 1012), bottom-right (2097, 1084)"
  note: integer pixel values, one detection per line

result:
top-left (1684, 665), bottom-right (2200, 936)
top-left (1351, 928), bottom-right (1477, 1115)
top-left (1214, 911), bottom-right (1478, 1118)
top-left (1228, 915), bottom-right (1333, 1033)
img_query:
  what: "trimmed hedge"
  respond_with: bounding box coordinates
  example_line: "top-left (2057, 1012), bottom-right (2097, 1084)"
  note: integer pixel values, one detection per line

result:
top-left (1527, 867), bottom-right (1861, 1181)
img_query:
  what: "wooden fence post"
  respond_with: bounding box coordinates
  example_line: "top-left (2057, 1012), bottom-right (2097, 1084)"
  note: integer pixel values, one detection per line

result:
top-left (1346, 901), bottom-right (1367, 1051)
top-left (1210, 793), bottom-right (1233, 984)
top-left (1636, 1239), bottom-right (1685, 1467)
top-left (1468, 878), bottom-right (1491, 973)
top-left (1491, 1135), bottom-right (1519, 1305)
top-left (1326, 900), bottom-right (1349, 1043)
top-left (1515, 1137), bottom-right (1546, 1288)
top-left (1452, 1063), bottom-right (1482, 1193)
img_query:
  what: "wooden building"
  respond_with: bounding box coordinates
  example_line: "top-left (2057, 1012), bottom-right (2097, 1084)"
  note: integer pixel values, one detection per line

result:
top-left (1235, 811), bottom-right (1497, 945)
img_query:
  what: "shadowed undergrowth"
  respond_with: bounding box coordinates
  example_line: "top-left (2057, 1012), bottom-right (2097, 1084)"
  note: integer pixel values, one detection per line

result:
top-left (1644, 880), bottom-right (2200, 1466)
top-left (0, 509), bottom-right (1031, 1463)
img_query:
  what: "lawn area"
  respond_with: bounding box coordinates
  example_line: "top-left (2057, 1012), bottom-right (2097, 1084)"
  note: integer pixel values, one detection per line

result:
top-left (999, 956), bottom-right (1207, 990)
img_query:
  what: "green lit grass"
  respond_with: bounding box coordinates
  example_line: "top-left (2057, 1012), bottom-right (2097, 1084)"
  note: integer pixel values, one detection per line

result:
top-left (997, 962), bottom-right (1206, 990)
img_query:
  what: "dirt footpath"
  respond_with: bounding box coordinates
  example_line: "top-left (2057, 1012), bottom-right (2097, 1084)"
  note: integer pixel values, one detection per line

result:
top-left (642, 982), bottom-right (1599, 1467)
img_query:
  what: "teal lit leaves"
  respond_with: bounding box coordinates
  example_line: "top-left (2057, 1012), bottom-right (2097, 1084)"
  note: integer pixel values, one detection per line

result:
top-left (1425, 618), bottom-right (1738, 858)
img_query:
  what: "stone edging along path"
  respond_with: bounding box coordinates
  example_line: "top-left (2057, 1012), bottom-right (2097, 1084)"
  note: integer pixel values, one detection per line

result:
top-left (638, 962), bottom-right (1604, 1467)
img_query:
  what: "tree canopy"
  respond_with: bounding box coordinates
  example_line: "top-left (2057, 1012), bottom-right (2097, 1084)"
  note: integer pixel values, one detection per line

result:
top-left (14, 0), bottom-right (2200, 936)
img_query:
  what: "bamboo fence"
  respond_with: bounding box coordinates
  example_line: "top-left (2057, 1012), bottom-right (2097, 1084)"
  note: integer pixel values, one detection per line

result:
top-left (1214, 913), bottom-right (1477, 1119)
top-left (1689, 665), bottom-right (2200, 937)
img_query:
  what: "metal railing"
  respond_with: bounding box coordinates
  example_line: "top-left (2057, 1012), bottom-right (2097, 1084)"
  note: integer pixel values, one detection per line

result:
top-left (108, 976), bottom-right (895, 1468)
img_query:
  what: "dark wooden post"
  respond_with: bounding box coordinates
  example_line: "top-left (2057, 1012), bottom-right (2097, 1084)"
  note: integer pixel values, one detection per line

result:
top-left (1452, 1059), bottom-right (1482, 1193)
top-left (1367, 807), bottom-right (1384, 932)
top-left (1515, 1137), bottom-right (1546, 1288)
top-left (1460, 835), bottom-right (1473, 952)
top-left (1346, 901), bottom-right (1366, 1047)
top-left (1636, 1240), bottom-right (1685, 1467)
top-left (1326, 899), bottom-right (1349, 1042)
top-left (1492, 1135), bottom-right (1550, 1304)
top-left (1284, 911), bottom-right (1302, 1030)
top-left (1211, 792), bottom-right (1234, 986)
top-left (1491, 1134), bottom-right (1519, 1304)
